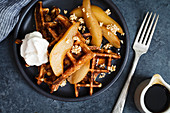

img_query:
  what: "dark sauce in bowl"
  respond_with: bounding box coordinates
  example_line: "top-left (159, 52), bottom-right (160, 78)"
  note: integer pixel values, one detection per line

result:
top-left (144, 84), bottom-right (170, 113)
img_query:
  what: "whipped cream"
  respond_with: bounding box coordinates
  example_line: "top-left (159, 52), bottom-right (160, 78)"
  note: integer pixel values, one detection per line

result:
top-left (20, 31), bottom-right (49, 66)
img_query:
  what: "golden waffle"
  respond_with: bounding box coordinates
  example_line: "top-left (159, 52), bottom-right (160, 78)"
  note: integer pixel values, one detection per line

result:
top-left (50, 36), bottom-right (95, 93)
top-left (34, 1), bottom-right (96, 93)
top-left (34, 1), bottom-right (64, 42)
top-left (74, 46), bottom-right (121, 97)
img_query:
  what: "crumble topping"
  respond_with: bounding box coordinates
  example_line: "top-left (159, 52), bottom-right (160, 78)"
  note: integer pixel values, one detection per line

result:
top-left (105, 9), bottom-right (111, 15)
top-left (82, 26), bottom-right (86, 33)
top-left (85, 37), bottom-right (90, 44)
top-left (106, 24), bottom-right (119, 35)
top-left (69, 13), bottom-right (77, 21)
top-left (99, 73), bottom-right (106, 78)
top-left (99, 22), bottom-right (103, 27)
top-left (78, 25), bottom-right (83, 30)
top-left (71, 45), bottom-right (82, 54)
top-left (120, 40), bottom-right (124, 44)
top-left (73, 36), bottom-right (80, 41)
top-left (86, 12), bottom-right (90, 18)
top-left (82, 8), bottom-right (85, 12)
top-left (102, 43), bottom-right (113, 49)
top-left (78, 18), bottom-right (84, 24)
top-left (99, 63), bottom-right (105, 68)
top-left (59, 80), bottom-right (67, 87)
top-left (108, 65), bottom-right (116, 73)
top-left (64, 10), bottom-right (68, 14)
top-left (121, 33), bottom-right (125, 36)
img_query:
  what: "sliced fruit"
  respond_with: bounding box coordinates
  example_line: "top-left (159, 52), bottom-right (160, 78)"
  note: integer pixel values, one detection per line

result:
top-left (67, 61), bottom-right (90, 84)
top-left (50, 22), bottom-right (80, 76)
top-left (82, 0), bottom-right (102, 47)
top-left (101, 26), bottom-right (120, 48)
top-left (70, 5), bottom-right (124, 35)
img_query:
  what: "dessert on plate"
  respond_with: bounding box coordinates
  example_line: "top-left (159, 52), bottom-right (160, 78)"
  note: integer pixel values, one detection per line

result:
top-left (16, 0), bottom-right (124, 97)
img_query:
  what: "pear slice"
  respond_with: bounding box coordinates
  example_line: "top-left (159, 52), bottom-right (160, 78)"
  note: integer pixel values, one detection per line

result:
top-left (67, 61), bottom-right (90, 84)
top-left (82, 0), bottom-right (102, 47)
top-left (101, 26), bottom-right (120, 48)
top-left (50, 22), bottom-right (80, 76)
top-left (70, 5), bottom-right (124, 35)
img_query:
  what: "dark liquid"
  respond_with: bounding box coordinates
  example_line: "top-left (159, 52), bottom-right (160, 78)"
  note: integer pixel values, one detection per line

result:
top-left (144, 84), bottom-right (170, 113)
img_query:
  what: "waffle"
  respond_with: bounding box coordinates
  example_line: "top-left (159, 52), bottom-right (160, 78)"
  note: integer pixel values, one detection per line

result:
top-left (50, 36), bottom-right (95, 93)
top-left (74, 46), bottom-right (121, 97)
top-left (34, 1), bottom-right (64, 42)
top-left (34, 1), bottom-right (95, 93)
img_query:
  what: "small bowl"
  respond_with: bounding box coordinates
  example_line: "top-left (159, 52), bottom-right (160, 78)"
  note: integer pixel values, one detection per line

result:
top-left (134, 74), bottom-right (170, 113)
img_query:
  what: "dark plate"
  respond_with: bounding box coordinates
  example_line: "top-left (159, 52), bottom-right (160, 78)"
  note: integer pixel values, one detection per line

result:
top-left (13, 0), bottom-right (129, 101)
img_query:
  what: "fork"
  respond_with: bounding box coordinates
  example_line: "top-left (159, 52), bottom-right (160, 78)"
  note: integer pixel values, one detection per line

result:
top-left (112, 12), bottom-right (159, 113)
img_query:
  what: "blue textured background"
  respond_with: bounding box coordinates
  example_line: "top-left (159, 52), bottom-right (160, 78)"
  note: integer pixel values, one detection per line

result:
top-left (0, 0), bottom-right (170, 113)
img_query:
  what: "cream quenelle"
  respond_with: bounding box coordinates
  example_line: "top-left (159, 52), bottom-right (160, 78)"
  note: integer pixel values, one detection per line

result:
top-left (20, 31), bottom-right (49, 66)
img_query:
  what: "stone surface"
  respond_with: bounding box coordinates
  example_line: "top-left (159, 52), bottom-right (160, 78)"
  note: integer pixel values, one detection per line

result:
top-left (0, 0), bottom-right (170, 113)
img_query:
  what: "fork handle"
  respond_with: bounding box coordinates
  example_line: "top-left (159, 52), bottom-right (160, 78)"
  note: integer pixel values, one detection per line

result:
top-left (112, 52), bottom-right (141, 113)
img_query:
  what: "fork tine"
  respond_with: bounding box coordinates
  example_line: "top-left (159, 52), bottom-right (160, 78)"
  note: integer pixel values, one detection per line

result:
top-left (143, 13), bottom-right (156, 45)
top-left (146, 14), bottom-right (159, 47)
top-left (134, 12), bottom-right (149, 43)
top-left (139, 12), bottom-right (152, 44)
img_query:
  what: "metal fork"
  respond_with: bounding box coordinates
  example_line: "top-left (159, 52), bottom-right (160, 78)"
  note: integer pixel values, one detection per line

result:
top-left (112, 12), bottom-right (159, 113)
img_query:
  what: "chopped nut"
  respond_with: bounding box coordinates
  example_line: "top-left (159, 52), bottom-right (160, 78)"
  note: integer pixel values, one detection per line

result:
top-left (86, 12), bottom-right (90, 18)
top-left (106, 24), bottom-right (119, 35)
top-left (64, 10), bottom-right (68, 14)
top-left (99, 73), bottom-right (106, 78)
top-left (99, 63), bottom-right (105, 68)
top-left (105, 9), bottom-right (111, 15)
top-left (82, 26), bottom-right (86, 33)
top-left (73, 36), bottom-right (80, 41)
top-left (121, 33), bottom-right (125, 36)
top-left (82, 8), bottom-right (85, 12)
top-left (85, 37), bottom-right (90, 44)
top-left (59, 80), bottom-right (67, 87)
top-left (69, 13), bottom-right (77, 21)
top-left (78, 6), bottom-right (80, 8)
top-left (79, 25), bottom-right (83, 30)
top-left (78, 18), bottom-right (84, 24)
top-left (120, 40), bottom-right (124, 44)
top-left (71, 45), bottom-right (82, 54)
top-left (99, 22), bottom-right (103, 27)
top-left (102, 43), bottom-right (113, 49)
top-left (108, 65), bottom-right (116, 72)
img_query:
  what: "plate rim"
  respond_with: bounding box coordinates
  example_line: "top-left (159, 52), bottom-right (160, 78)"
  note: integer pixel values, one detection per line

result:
top-left (13, 0), bottom-right (130, 102)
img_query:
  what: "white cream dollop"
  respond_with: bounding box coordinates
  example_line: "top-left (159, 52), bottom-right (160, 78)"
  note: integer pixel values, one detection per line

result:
top-left (20, 31), bottom-right (49, 66)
